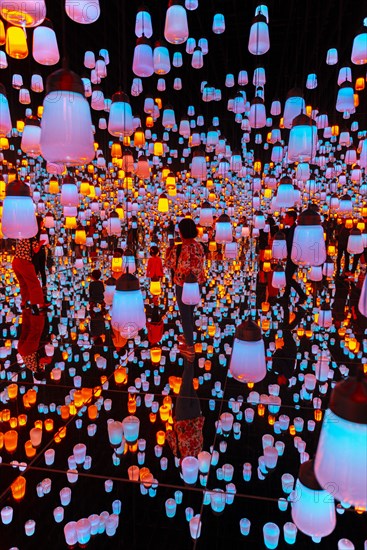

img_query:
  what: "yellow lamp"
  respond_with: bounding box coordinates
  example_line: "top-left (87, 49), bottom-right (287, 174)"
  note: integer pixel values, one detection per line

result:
top-left (6, 26), bottom-right (28, 59)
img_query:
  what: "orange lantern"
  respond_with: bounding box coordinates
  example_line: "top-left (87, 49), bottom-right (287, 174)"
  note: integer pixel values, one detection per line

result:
top-left (11, 476), bottom-right (26, 501)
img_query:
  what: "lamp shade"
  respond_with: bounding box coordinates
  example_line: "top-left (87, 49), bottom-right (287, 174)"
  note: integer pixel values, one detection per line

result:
top-left (2, 180), bottom-right (38, 238)
top-left (314, 372), bottom-right (367, 509)
top-left (111, 273), bottom-right (146, 339)
top-left (291, 460), bottom-right (336, 540)
top-left (40, 69), bottom-right (94, 165)
top-left (291, 207), bottom-right (326, 266)
top-left (229, 320), bottom-right (266, 383)
top-left (283, 88), bottom-right (305, 129)
top-left (106, 211), bottom-right (121, 236)
top-left (181, 456), bottom-right (199, 485)
top-left (60, 178), bottom-right (79, 207)
top-left (191, 149), bottom-right (207, 180)
top-left (272, 265), bottom-right (286, 289)
top-left (133, 37), bottom-right (154, 77)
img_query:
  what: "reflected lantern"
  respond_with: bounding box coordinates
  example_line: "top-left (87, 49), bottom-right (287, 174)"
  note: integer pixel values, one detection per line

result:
top-left (271, 231), bottom-right (287, 260)
top-left (199, 201), bottom-right (213, 227)
top-left (61, 177), bottom-right (79, 207)
top-left (229, 320), bottom-right (266, 383)
top-left (291, 207), bottom-right (326, 266)
top-left (65, 0), bottom-right (100, 24)
top-left (111, 273), bottom-right (146, 339)
top-left (314, 372), bottom-right (367, 509)
top-left (164, 1), bottom-right (189, 45)
top-left (40, 69), bottom-right (94, 165)
top-left (347, 229), bottom-right (364, 254)
top-left (2, 179), bottom-right (38, 238)
top-left (106, 211), bottom-right (121, 236)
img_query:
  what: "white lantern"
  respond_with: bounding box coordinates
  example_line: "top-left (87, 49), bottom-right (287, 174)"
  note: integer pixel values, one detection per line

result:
top-left (215, 214), bottom-right (232, 243)
top-left (182, 273), bottom-right (201, 305)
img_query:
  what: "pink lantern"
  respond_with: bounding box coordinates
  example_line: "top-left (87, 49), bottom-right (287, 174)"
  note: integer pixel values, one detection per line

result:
top-left (65, 0), bottom-right (100, 24)
top-left (164, 2), bottom-right (189, 45)
top-left (20, 116), bottom-right (41, 157)
top-left (229, 320), bottom-right (266, 383)
top-left (2, 180), bottom-right (38, 238)
top-left (0, 0), bottom-right (46, 27)
top-left (32, 19), bottom-right (59, 65)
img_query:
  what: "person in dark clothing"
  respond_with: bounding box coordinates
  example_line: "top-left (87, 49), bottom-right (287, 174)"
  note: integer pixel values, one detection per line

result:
top-left (32, 216), bottom-right (47, 293)
top-left (282, 210), bottom-right (307, 305)
top-left (336, 220), bottom-right (351, 275)
top-left (166, 358), bottom-right (204, 461)
top-left (88, 269), bottom-right (105, 310)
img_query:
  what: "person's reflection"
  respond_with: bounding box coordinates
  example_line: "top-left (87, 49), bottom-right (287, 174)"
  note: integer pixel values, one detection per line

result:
top-left (166, 359), bottom-right (205, 461)
top-left (18, 309), bottom-right (48, 381)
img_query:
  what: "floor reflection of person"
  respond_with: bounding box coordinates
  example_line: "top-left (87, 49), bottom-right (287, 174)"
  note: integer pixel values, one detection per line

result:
top-left (18, 309), bottom-right (49, 381)
top-left (166, 359), bottom-right (205, 461)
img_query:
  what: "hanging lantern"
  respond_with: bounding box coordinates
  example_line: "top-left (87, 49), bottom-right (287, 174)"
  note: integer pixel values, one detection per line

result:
top-left (123, 415), bottom-right (140, 444)
top-left (60, 176), bottom-right (79, 207)
top-left (272, 265), bottom-right (286, 289)
top-left (276, 176), bottom-right (295, 208)
top-left (314, 371), bottom-right (367, 509)
top-left (291, 207), bottom-right (326, 266)
top-left (199, 201), bottom-right (213, 227)
top-left (2, 179), bottom-right (37, 238)
top-left (123, 249), bottom-right (136, 274)
top-left (271, 231), bottom-right (287, 260)
top-left (190, 149), bottom-right (207, 180)
top-left (182, 272), bottom-right (201, 305)
top-left (229, 320), bottom-right (266, 383)
top-left (0, 0), bottom-right (45, 27)
top-left (288, 114), bottom-right (317, 163)
top-left (106, 211), bottom-right (121, 236)
top-left (111, 273), bottom-right (146, 339)
top-left (322, 256), bottom-right (334, 278)
top-left (351, 28), bottom-right (367, 65)
top-left (253, 210), bottom-right (266, 230)
top-left (248, 97), bottom-right (266, 128)
top-left (308, 265), bottom-right (323, 282)
top-left (65, 0), bottom-right (100, 24)
top-left (291, 460), bottom-right (336, 542)
top-left (283, 88), bottom-right (305, 129)
top-left (150, 278), bottom-right (162, 296)
top-left (74, 224), bottom-right (86, 245)
top-left (215, 214), bottom-right (232, 243)
top-left (6, 25), bottom-right (28, 59)
top-left (40, 69), bottom-right (94, 165)
top-left (347, 228), bottom-right (364, 254)
top-left (135, 7), bottom-right (153, 38)
top-left (158, 193), bottom-right (169, 213)
top-left (153, 40), bottom-right (170, 74)
top-left (316, 303), bottom-right (332, 328)
top-left (0, 84), bottom-right (12, 137)
top-left (164, 1), bottom-right (189, 45)
top-left (108, 91), bottom-right (133, 137)
top-left (133, 37), bottom-right (154, 77)
top-left (32, 19), bottom-right (59, 65)
top-left (336, 81), bottom-right (355, 113)
top-left (248, 13), bottom-right (269, 55)
top-left (20, 116), bottom-right (41, 157)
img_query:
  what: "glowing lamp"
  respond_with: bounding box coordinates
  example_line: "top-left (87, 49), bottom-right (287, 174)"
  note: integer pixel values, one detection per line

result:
top-left (292, 460), bottom-right (336, 540)
top-left (314, 371), bottom-right (367, 509)
top-left (229, 320), bottom-right (266, 383)
top-left (182, 272), bottom-right (201, 305)
top-left (111, 273), bottom-right (146, 339)
top-left (291, 207), bottom-right (326, 266)
top-left (40, 68), bottom-right (94, 165)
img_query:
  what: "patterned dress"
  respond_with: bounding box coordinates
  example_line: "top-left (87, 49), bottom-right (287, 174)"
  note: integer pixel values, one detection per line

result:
top-left (165, 239), bottom-right (206, 286)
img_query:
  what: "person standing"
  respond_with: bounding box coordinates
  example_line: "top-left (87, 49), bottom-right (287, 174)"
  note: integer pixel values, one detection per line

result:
top-left (165, 218), bottom-right (205, 360)
top-left (12, 236), bottom-right (48, 315)
top-left (282, 210), bottom-right (307, 305)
